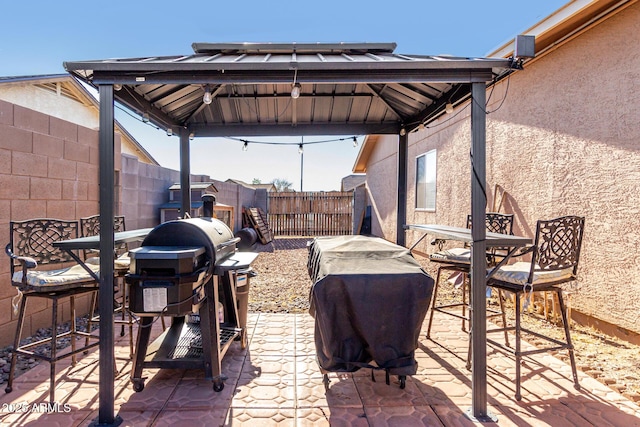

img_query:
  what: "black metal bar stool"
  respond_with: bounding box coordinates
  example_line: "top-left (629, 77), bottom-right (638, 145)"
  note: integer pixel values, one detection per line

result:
top-left (5, 219), bottom-right (100, 403)
top-left (426, 213), bottom-right (514, 368)
top-left (486, 215), bottom-right (585, 400)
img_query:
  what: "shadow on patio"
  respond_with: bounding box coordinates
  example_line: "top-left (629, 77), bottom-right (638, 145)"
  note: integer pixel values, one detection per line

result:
top-left (0, 312), bottom-right (639, 426)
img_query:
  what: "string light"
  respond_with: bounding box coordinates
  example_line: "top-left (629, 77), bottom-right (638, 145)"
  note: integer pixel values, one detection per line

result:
top-left (298, 143), bottom-right (304, 154)
top-left (121, 106), bottom-right (364, 148)
top-left (445, 103), bottom-right (454, 114)
top-left (291, 83), bottom-right (301, 99)
top-left (203, 85), bottom-right (212, 105)
top-left (228, 135), bottom-right (363, 149)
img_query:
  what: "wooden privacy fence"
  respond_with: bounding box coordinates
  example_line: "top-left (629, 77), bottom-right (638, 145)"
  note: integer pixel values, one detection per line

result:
top-left (268, 191), bottom-right (353, 236)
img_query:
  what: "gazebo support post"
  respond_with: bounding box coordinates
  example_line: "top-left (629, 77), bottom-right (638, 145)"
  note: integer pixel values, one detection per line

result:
top-left (468, 81), bottom-right (495, 422)
top-left (396, 131), bottom-right (408, 246)
top-left (179, 131), bottom-right (191, 218)
top-left (92, 84), bottom-right (122, 427)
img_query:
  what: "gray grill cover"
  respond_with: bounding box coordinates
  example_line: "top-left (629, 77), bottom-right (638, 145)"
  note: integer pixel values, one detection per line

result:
top-left (308, 235), bottom-right (433, 376)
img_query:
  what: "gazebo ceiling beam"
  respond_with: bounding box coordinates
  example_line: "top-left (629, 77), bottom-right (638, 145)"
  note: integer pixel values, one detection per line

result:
top-left (188, 122), bottom-right (400, 137)
top-left (90, 69), bottom-right (495, 85)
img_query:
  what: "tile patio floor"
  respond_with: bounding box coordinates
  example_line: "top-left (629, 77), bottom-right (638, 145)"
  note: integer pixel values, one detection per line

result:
top-left (0, 312), bottom-right (639, 426)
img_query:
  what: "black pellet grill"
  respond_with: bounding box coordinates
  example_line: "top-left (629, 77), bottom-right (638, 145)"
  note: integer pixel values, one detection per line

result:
top-left (126, 215), bottom-right (258, 393)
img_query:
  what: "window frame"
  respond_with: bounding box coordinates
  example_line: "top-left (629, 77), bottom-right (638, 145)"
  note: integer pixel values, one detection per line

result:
top-left (415, 149), bottom-right (437, 212)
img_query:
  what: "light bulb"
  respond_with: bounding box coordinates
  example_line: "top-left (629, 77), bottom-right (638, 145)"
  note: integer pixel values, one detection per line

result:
top-left (189, 132), bottom-right (195, 141)
top-left (242, 142), bottom-right (248, 151)
top-left (203, 90), bottom-right (212, 105)
top-left (298, 143), bottom-right (304, 154)
top-left (352, 137), bottom-right (358, 148)
top-left (399, 127), bottom-right (406, 136)
top-left (113, 83), bottom-right (122, 91)
top-left (291, 83), bottom-right (301, 99)
top-left (166, 128), bottom-right (173, 137)
top-left (445, 103), bottom-right (454, 114)
top-left (142, 112), bottom-right (149, 123)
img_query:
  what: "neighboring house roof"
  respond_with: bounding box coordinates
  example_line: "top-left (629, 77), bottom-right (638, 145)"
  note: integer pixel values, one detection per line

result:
top-left (353, 135), bottom-right (380, 173)
top-left (352, 0), bottom-right (632, 173)
top-left (488, 0), bottom-right (630, 59)
top-left (160, 201), bottom-right (231, 209)
top-left (0, 74), bottom-right (159, 165)
top-left (341, 174), bottom-right (366, 191)
top-left (225, 179), bottom-right (276, 191)
top-left (168, 182), bottom-right (219, 192)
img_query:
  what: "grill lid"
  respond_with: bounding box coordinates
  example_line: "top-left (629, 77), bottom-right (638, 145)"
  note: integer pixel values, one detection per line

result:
top-left (141, 218), bottom-right (237, 273)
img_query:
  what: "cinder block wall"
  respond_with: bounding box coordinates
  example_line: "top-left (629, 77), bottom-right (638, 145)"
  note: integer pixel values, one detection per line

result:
top-left (121, 153), bottom-right (179, 230)
top-left (0, 100), bottom-right (101, 346)
top-left (0, 101), bottom-right (262, 347)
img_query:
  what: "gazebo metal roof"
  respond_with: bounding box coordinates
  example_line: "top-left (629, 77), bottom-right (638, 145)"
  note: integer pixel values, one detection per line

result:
top-left (63, 41), bottom-right (519, 426)
top-left (64, 42), bottom-right (512, 137)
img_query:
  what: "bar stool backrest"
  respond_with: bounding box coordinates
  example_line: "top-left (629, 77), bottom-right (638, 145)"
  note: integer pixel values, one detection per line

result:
top-left (80, 215), bottom-right (127, 259)
top-left (8, 218), bottom-right (79, 274)
top-left (530, 215), bottom-right (585, 281)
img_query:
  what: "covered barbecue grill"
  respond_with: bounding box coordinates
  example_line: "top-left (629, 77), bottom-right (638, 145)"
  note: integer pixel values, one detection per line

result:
top-left (126, 196), bottom-right (258, 392)
top-left (308, 235), bottom-right (434, 388)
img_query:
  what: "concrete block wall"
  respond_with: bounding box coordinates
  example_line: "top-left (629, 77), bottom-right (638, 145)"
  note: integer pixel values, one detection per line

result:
top-left (211, 180), bottom-right (266, 231)
top-left (0, 101), bottom-right (263, 347)
top-left (0, 100), bottom-right (100, 346)
top-left (121, 153), bottom-right (179, 230)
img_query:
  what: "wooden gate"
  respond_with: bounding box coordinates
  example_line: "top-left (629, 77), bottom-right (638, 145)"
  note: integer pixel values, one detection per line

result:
top-left (268, 191), bottom-right (353, 236)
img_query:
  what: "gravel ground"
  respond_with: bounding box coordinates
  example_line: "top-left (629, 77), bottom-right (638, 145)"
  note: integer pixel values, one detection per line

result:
top-left (2, 236), bottom-right (639, 403)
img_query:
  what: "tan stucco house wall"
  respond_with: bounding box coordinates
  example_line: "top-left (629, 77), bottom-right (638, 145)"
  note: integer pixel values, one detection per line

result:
top-left (360, 1), bottom-right (640, 336)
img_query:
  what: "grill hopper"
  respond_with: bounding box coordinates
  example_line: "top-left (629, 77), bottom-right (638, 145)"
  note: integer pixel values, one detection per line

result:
top-left (141, 217), bottom-right (237, 272)
top-left (127, 217), bottom-right (238, 316)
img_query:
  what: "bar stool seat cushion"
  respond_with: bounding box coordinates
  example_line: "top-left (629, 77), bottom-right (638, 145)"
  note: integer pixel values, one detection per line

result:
top-left (429, 248), bottom-right (471, 264)
top-left (12, 263), bottom-right (100, 292)
top-left (489, 261), bottom-right (574, 286)
top-left (85, 253), bottom-right (131, 271)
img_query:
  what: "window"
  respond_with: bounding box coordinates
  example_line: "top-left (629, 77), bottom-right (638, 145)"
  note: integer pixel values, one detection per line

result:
top-left (416, 150), bottom-right (436, 210)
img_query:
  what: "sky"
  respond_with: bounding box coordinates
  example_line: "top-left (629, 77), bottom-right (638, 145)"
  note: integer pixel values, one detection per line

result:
top-left (0, 0), bottom-right (569, 191)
